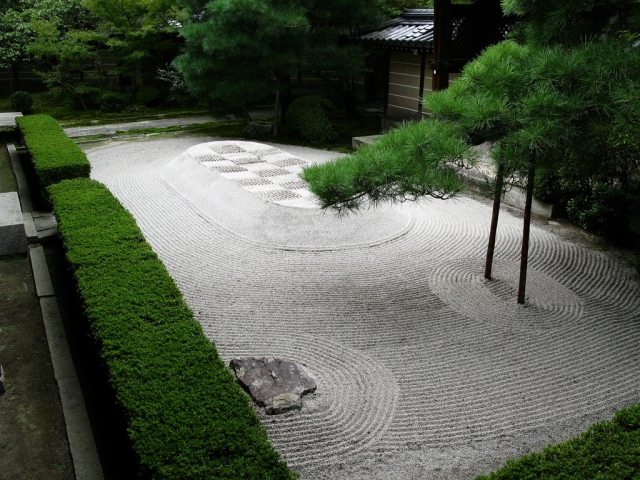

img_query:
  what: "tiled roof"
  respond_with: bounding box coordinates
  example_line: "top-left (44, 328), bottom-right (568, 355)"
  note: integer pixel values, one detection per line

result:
top-left (356, 9), bottom-right (435, 51)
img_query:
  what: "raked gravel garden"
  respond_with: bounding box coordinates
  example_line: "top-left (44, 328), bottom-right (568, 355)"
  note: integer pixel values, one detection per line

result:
top-left (85, 135), bottom-right (640, 480)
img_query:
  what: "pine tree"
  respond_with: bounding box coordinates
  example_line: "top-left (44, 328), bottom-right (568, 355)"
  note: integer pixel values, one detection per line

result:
top-left (303, 0), bottom-right (640, 303)
top-left (175, 0), bottom-right (383, 125)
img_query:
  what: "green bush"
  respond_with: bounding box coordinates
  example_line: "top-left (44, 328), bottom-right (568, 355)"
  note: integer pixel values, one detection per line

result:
top-left (286, 95), bottom-right (337, 144)
top-left (566, 183), bottom-right (630, 239)
top-left (99, 91), bottom-right (128, 112)
top-left (533, 169), bottom-right (563, 205)
top-left (49, 178), bottom-right (296, 480)
top-left (72, 85), bottom-right (101, 110)
top-left (16, 114), bottom-right (90, 192)
top-left (136, 86), bottom-right (160, 107)
top-left (477, 403), bottom-right (640, 480)
top-left (10, 90), bottom-right (33, 114)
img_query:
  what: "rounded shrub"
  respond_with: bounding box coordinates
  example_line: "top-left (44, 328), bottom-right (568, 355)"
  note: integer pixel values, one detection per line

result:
top-left (72, 85), bottom-right (100, 110)
top-left (286, 95), bottom-right (337, 144)
top-left (99, 91), bottom-right (128, 112)
top-left (136, 86), bottom-right (160, 106)
top-left (10, 91), bottom-right (33, 114)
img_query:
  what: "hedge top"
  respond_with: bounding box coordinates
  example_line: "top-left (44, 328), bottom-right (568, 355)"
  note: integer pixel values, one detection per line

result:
top-left (17, 114), bottom-right (90, 188)
top-left (49, 178), bottom-right (296, 480)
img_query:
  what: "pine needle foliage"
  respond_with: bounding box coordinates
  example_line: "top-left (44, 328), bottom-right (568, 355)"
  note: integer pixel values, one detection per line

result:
top-left (175, 0), bottom-right (309, 113)
top-left (302, 120), bottom-right (473, 211)
top-left (176, 0), bottom-right (382, 114)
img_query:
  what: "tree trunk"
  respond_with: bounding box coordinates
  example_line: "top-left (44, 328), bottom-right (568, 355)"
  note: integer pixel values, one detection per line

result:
top-left (484, 161), bottom-right (505, 280)
top-left (273, 80), bottom-right (280, 137)
top-left (280, 74), bottom-right (291, 125)
top-left (11, 63), bottom-right (20, 92)
top-left (517, 162), bottom-right (536, 304)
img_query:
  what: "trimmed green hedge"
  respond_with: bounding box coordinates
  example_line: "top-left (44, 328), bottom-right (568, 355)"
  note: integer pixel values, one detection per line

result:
top-left (49, 178), bottom-right (296, 480)
top-left (17, 114), bottom-right (90, 190)
top-left (477, 403), bottom-right (640, 479)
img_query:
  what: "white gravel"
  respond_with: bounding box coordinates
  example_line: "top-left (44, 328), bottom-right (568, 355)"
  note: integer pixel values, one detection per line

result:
top-left (86, 135), bottom-right (640, 480)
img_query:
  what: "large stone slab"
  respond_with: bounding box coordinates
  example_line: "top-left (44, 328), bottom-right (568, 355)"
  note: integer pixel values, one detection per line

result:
top-left (0, 112), bottom-right (22, 131)
top-left (230, 357), bottom-right (317, 414)
top-left (0, 192), bottom-right (27, 255)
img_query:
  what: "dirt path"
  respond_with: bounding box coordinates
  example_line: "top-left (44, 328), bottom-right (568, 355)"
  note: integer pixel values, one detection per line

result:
top-left (0, 254), bottom-right (73, 480)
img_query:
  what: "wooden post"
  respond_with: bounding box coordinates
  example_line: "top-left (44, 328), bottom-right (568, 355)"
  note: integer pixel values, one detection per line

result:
top-left (432, 0), bottom-right (451, 91)
top-left (417, 52), bottom-right (427, 116)
top-left (484, 161), bottom-right (505, 280)
top-left (517, 162), bottom-right (536, 304)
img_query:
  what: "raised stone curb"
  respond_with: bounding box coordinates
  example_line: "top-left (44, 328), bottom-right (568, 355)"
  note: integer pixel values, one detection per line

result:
top-left (7, 139), bottom-right (104, 480)
top-left (29, 245), bottom-right (55, 297)
top-left (38, 296), bottom-right (104, 480)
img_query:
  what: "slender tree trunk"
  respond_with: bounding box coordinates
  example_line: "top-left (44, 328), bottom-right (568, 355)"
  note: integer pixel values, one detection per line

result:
top-left (484, 161), bottom-right (505, 280)
top-left (11, 63), bottom-right (20, 92)
top-left (273, 80), bottom-right (280, 137)
top-left (517, 162), bottom-right (536, 304)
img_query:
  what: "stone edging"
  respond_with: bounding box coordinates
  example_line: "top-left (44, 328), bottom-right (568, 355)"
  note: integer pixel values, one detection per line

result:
top-left (7, 141), bottom-right (104, 480)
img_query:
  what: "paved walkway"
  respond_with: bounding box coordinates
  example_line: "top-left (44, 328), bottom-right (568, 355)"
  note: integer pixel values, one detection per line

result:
top-left (86, 137), bottom-right (640, 480)
top-left (63, 115), bottom-right (218, 138)
top-left (0, 112), bottom-right (21, 131)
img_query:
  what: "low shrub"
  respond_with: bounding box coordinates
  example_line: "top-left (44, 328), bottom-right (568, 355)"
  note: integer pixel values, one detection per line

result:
top-left (477, 403), bottom-right (640, 480)
top-left (286, 95), bottom-right (337, 144)
top-left (16, 115), bottom-right (90, 193)
top-left (10, 90), bottom-right (33, 114)
top-left (566, 182), bottom-right (630, 239)
top-left (136, 86), bottom-right (160, 107)
top-left (72, 85), bottom-right (101, 110)
top-left (99, 91), bottom-right (128, 112)
top-left (49, 178), bottom-right (296, 480)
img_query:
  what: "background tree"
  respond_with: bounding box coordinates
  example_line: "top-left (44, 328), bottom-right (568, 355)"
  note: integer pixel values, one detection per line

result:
top-left (175, 0), bottom-right (309, 127)
top-left (175, 0), bottom-right (383, 124)
top-left (82, 0), bottom-right (187, 98)
top-left (27, 20), bottom-right (104, 109)
top-left (303, 0), bottom-right (640, 303)
top-left (378, 0), bottom-right (432, 17)
top-left (0, 1), bottom-right (36, 91)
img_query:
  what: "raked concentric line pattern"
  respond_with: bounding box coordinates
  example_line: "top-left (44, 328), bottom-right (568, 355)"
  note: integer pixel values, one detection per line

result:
top-left (87, 137), bottom-right (640, 480)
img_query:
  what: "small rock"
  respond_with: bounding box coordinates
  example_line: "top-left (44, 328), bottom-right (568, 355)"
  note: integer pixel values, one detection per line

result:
top-left (0, 365), bottom-right (5, 395)
top-left (230, 357), bottom-right (316, 414)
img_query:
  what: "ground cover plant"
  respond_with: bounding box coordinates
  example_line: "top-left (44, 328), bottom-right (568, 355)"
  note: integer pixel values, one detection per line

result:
top-left (48, 178), bottom-right (296, 480)
top-left (16, 114), bottom-right (90, 191)
top-left (477, 403), bottom-right (640, 479)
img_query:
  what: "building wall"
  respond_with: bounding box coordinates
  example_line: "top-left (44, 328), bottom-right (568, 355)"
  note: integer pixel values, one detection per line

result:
top-left (387, 51), bottom-right (433, 120)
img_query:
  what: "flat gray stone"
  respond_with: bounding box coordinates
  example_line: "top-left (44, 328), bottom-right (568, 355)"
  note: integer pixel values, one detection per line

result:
top-left (230, 357), bottom-right (316, 414)
top-left (29, 245), bottom-right (55, 297)
top-left (0, 192), bottom-right (27, 255)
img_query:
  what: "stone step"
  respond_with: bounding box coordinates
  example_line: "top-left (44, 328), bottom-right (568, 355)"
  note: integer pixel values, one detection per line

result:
top-left (0, 191), bottom-right (27, 255)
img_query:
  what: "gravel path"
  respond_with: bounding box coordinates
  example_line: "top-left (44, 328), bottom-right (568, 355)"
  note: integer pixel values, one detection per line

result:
top-left (63, 115), bottom-right (218, 138)
top-left (86, 136), bottom-right (640, 480)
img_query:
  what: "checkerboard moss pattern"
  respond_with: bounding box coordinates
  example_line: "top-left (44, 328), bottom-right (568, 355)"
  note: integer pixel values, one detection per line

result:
top-left (17, 114), bottom-right (90, 191)
top-left (49, 178), bottom-right (296, 480)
